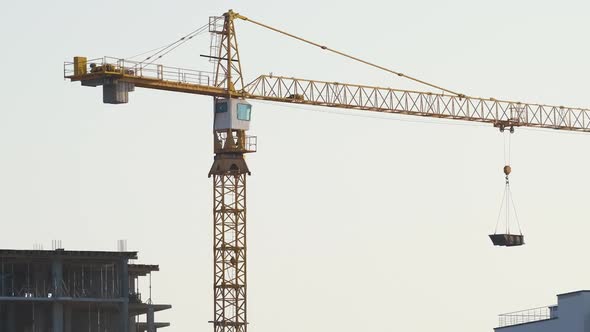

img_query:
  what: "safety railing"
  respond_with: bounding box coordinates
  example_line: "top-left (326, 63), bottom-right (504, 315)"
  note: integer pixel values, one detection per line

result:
top-left (214, 132), bottom-right (257, 153)
top-left (64, 56), bottom-right (216, 87)
top-left (245, 135), bottom-right (257, 152)
top-left (498, 305), bottom-right (557, 327)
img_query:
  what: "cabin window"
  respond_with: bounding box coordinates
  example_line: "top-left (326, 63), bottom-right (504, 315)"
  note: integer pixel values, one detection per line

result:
top-left (215, 102), bottom-right (228, 113)
top-left (237, 103), bottom-right (251, 121)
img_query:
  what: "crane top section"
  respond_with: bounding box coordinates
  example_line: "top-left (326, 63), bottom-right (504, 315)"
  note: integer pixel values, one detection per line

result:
top-left (64, 10), bottom-right (590, 133)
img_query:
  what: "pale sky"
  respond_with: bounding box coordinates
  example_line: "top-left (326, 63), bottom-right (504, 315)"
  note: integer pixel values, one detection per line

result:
top-left (2, 0), bottom-right (590, 331)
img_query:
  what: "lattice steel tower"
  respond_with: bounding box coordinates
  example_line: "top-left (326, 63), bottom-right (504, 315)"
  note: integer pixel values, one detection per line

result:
top-left (209, 134), bottom-right (251, 332)
top-left (208, 10), bottom-right (254, 332)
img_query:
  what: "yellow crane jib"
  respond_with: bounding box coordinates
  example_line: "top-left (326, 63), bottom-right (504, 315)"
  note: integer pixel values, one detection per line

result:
top-left (65, 56), bottom-right (232, 101)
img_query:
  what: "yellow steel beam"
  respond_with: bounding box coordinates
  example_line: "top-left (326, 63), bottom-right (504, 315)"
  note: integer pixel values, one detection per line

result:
top-left (125, 76), bottom-right (231, 97)
top-left (243, 75), bottom-right (590, 132)
top-left (66, 72), bottom-right (235, 98)
top-left (65, 59), bottom-right (590, 132)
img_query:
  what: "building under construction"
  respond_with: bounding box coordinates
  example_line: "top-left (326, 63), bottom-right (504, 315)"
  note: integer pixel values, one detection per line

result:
top-left (0, 248), bottom-right (171, 332)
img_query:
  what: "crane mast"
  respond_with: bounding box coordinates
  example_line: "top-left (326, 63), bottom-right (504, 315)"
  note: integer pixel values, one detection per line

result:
top-left (62, 9), bottom-right (590, 332)
top-left (209, 11), bottom-right (251, 332)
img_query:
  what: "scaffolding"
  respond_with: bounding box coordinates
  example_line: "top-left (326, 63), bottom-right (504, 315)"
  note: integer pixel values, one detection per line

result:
top-left (0, 249), bottom-right (171, 332)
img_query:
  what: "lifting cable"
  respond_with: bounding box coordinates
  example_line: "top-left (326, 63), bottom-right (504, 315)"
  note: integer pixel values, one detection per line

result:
top-left (506, 130), bottom-right (523, 235)
top-left (495, 129), bottom-right (522, 236)
top-left (510, 185), bottom-right (523, 236)
top-left (493, 187), bottom-right (507, 234)
top-left (126, 12), bottom-right (465, 97)
top-left (237, 15), bottom-right (465, 97)
top-left (126, 45), bottom-right (170, 61)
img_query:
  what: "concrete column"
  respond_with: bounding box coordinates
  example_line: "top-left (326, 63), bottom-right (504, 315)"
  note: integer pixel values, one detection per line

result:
top-left (52, 259), bottom-right (63, 296)
top-left (0, 304), bottom-right (3, 332)
top-left (64, 305), bottom-right (72, 332)
top-left (129, 276), bottom-right (136, 296)
top-left (6, 304), bottom-right (15, 332)
top-left (1, 260), bottom-right (4, 297)
top-left (129, 315), bottom-right (137, 332)
top-left (37, 305), bottom-right (47, 330)
top-left (129, 273), bottom-right (138, 332)
top-left (147, 306), bottom-right (155, 332)
top-left (52, 258), bottom-right (64, 332)
top-left (52, 303), bottom-right (63, 332)
top-left (120, 259), bottom-right (129, 332)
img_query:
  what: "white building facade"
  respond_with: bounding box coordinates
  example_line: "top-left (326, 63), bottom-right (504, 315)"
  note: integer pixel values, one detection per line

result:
top-left (495, 291), bottom-right (590, 332)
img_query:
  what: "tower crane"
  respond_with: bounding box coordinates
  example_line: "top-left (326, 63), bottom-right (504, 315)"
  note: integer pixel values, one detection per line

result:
top-left (64, 9), bottom-right (590, 332)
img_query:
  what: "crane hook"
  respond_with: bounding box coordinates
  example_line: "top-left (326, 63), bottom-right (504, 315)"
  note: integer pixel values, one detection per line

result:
top-left (504, 165), bottom-right (511, 184)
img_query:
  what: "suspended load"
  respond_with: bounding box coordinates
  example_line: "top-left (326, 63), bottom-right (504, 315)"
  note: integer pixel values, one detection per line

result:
top-left (490, 130), bottom-right (524, 247)
top-left (489, 233), bottom-right (524, 246)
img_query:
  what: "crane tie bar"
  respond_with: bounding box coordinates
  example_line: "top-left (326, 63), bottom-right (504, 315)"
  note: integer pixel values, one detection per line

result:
top-left (236, 14), bottom-right (465, 97)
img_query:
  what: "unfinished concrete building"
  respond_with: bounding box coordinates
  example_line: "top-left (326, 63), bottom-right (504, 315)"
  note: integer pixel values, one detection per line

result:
top-left (0, 248), bottom-right (171, 332)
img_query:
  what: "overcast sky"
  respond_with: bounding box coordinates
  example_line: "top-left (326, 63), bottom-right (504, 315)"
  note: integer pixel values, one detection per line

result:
top-left (2, 0), bottom-right (590, 331)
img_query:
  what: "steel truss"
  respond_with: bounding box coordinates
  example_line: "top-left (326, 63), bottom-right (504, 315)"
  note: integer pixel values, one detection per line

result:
top-left (211, 170), bottom-right (248, 332)
top-left (244, 75), bottom-right (590, 131)
top-left (211, 11), bottom-right (245, 92)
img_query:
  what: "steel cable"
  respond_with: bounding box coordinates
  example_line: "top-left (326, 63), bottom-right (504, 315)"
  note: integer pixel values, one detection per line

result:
top-left (128, 18), bottom-right (219, 69)
top-left (508, 182), bottom-right (523, 235)
top-left (494, 187), bottom-right (507, 234)
top-left (238, 15), bottom-right (465, 97)
top-left (139, 24), bottom-right (209, 67)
